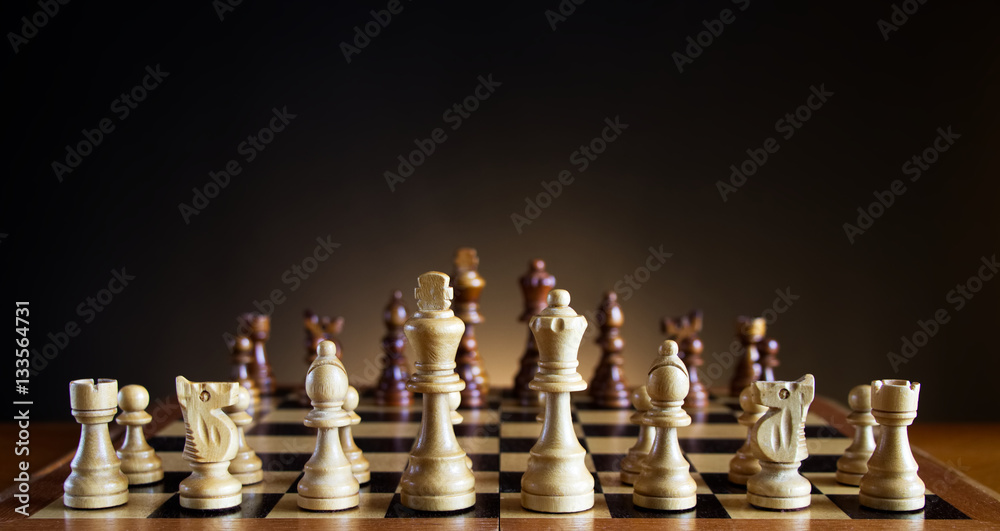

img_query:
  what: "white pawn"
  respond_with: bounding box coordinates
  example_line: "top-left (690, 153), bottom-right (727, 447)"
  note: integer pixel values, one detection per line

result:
top-left (520, 289), bottom-right (594, 513)
top-left (633, 341), bottom-right (697, 511)
top-left (619, 386), bottom-right (653, 485)
top-left (225, 387), bottom-right (263, 485)
top-left (116, 384), bottom-right (163, 485)
top-left (64, 379), bottom-right (129, 509)
top-left (859, 379), bottom-right (924, 511)
top-left (340, 385), bottom-right (370, 484)
top-left (297, 340), bottom-right (360, 511)
top-left (448, 391), bottom-right (473, 470)
top-left (728, 385), bottom-right (767, 485)
top-left (836, 384), bottom-right (877, 486)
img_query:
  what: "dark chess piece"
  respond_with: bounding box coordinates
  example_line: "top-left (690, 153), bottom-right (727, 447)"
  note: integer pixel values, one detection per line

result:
top-left (760, 337), bottom-right (780, 382)
top-left (300, 310), bottom-right (345, 404)
top-left (451, 248), bottom-right (489, 408)
top-left (230, 335), bottom-right (260, 406)
top-left (240, 313), bottom-right (275, 396)
top-left (729, 316), bottom-right (766, 397)
top-left (374, 290), bottom-right (412, 406)
top-left (513, 259), bottom-right (556, 406)
top-left (589, 291), bottom-right (630, 409)
top-left (662, 310), bottom-right (708, 410)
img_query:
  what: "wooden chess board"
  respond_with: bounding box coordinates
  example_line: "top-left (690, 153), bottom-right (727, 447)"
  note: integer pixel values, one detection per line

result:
top-left (3, 388), bottom-right (999, 529)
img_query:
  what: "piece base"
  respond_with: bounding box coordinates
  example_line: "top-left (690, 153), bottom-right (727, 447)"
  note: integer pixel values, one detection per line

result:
top-left (401, 490), bottom-right (476, 512)
top-left (859, 493), bottom-right (925, 512)
top-left (125, 469), bottom-right (164, 486)
top-left (180, 493), bottom-right (242, 510)
top-left (835, 470), bottom-right (864, 487)
top-left (521, 490), bottom-right (595, 514)
top-left (297, 493), bottom-right (360, 511)
top-left (353, 470), bottom-right (371, 485)
top-left (747, 492), bottom-right (811, 510)
top-left (63, 491), bottom-right (129, 510)
top-left (233, 469), bottom-right (264, 485)
top-left (633, 492), bottom-right (697, 511)
top-left (728, 471), bottom-right (752, 486)
top-left (620, 470), bottom-right (639, 485)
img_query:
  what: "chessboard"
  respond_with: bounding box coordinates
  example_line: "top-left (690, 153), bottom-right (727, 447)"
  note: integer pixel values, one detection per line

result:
top-left (3, 387), bottom-right (999, 530)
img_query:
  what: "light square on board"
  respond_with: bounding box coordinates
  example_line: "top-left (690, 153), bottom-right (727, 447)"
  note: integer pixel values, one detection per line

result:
top-left (31, 494), bottom-right (174, 519)
top-left (686, 453), bottom-right (733, 474)
top-left (716, 493), bottom-right (851, 519)
top-left (499, 493), bottom-right (611, 518)
top-left (265, 492), bottom-right (395, 519)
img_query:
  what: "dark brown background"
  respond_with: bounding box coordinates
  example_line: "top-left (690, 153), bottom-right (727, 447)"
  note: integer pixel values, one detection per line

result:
top-left (3, 1), bottom-right (999, 421)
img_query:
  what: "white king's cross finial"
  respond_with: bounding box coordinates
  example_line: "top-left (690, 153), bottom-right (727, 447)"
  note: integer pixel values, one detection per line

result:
top-left (415, 272), bottom-right (453, 312)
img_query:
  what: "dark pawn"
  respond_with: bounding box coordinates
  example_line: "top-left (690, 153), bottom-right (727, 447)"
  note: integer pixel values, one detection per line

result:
top-left (729, 316), bottom-right (766, 396)
top-left (662, 310), bottom-right (708, 409)
top-left (230, 335), bottom-right (260, 406)
top-left (513, 259), bottom-right (556, 406)
top-left (760, 337), bottom-right (780, 382)
top-left (300, 311), bottom-right (344, 404)
top-left (589, 291), bottom-right (630, 409)
top-left (374, 291), bottom-right (412, 407)
top-left (452, 248), bottom-right (489, 408)
top-left (240, 313), bottom-right (275, 396)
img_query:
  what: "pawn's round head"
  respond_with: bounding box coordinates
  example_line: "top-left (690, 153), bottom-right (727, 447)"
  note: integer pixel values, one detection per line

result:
top-left (631, 385), bottom-right (652, 411)
top-left (848, 384), bottom-right (872, 412)
top-left (659, 340), bottom-right (679, 357)
top-left (235, 386), bottom-right (251, 411)
top-left (235, 336), bottom-right (251, 352)
top-left (305, 361), bottom-right (348, 404)
top-left (118, 384), bottom-right (149, 412)
top-left (317, 339), bottom-right (338, 359)
top-left (647, 341), bottom-right (688, 402)
top-left (530, 259), bottom-right (546, 272)
top-left (548, 289), bottom-right (570, 308)
top-left (344, 385), bottom-right (360, 412)
top-left (448, 391), bottom-right (461, 412)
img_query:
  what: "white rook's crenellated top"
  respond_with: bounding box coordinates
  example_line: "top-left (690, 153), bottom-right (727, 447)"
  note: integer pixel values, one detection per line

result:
top-left (860, 379), bottom-right (924, 512)
top-left (64, 378), bottom-right (129, 509)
